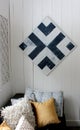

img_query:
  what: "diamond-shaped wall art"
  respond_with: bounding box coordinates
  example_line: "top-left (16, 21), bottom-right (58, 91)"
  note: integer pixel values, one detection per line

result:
top-left (19, 16), bottom-right (76, 75)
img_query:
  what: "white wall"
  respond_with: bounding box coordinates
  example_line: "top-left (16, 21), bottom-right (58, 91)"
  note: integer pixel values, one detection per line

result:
top-left (0, 0), bottom-right (12, 107)
top-left (10, 0), bottom-right (80, 126)
top-left (0, 82), bottom-right (12, 107)
top-left (0, 0), bottom-right (9, 19)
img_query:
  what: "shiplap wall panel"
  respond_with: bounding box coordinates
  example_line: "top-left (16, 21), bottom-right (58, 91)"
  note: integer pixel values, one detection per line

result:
top-left (10, 0), bottom-right (80, 125)
top-left (71, 0), bottom-right (80, 44)
top-left (61, 0), bottom-right (72, 37)
top-left (23, 0), bottom-right (33, 37)
top-left (23, 0), bottom-right (34, 89)
top-left (41, 0), bottom-right (52, 19)
top-left (32, 0), bottom-right (42, 89)
top-left (32, 0), bottom-right (42, 29)
top-left (51, 0), bottom-right (62, 26)
top-left (10, 0), bottom-right (25, 93)
top-left (33, 0), bottom-right (54, 90)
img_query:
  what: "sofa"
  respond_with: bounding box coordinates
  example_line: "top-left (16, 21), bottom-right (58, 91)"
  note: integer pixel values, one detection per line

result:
top-left (0, 88), bottom-right (66, 130)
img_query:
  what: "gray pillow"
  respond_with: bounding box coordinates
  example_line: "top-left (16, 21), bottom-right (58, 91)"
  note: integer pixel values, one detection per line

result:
top-left (25, 87), bottom-right (63, 117)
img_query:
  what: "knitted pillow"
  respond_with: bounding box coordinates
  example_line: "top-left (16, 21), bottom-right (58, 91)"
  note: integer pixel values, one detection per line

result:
top-left (11, 98), bottom-right (23, 105)
top-left (15, 115), bottom-right (34, 130)
top-left (1, 98), bottom-right (36, 130)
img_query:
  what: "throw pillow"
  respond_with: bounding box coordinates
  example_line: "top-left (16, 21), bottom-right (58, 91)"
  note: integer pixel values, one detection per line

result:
top-left (11, 98), bottom-right (23, 105)
top-left (25, 88), bottom-right (36, 101)
top-left (31, 98), bottom-right (60, 127)
top-left (15, 115), bottom-right (34, 130)
top-left (1, 98), bottom-right (36, 130)
top-left (25, 87), bottom-right (63, 117)
top-left (0, 120), bottom-right (11, 130)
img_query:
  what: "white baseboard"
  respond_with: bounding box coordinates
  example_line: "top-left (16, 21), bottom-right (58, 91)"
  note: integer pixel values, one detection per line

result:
top-left (66, 120), bottom-right (80, 126)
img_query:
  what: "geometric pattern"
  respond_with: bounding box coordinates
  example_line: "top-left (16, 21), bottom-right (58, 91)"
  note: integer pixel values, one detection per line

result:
top-left (19, 16), bottom-right (76, 75)
top-left (0, 15), bottom-right (9, 85)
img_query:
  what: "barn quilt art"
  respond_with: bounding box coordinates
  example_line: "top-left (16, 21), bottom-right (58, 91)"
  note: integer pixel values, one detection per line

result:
top-left (19, 16), bottom-right (76, 75)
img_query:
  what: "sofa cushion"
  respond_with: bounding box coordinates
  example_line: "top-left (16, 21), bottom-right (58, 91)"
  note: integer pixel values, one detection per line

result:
top-left (15, 115), bottom-right (34, 130)
top-left (25, 88), bottom-right (63, 117)
top-left (31, 98), bottom-right (60, 127)
top-left (0, 120), bottom-right (11, 130)
top-left (11, 98), bottom-right (23, 105)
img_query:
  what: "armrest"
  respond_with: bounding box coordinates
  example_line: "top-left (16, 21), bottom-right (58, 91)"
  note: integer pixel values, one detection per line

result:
top-left (4, 93), bottom-right (24, 107)
top-left (0, 93), bottom-right (24, 124)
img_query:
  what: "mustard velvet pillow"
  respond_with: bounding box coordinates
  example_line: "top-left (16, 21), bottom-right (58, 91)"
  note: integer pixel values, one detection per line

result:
top-left (31, 98), bottom-right (60, 127)
top-left (0, 121), bottom-right (12, 130)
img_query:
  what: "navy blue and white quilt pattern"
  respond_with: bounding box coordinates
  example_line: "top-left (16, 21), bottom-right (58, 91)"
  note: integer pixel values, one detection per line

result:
top-left (19, 16), bottom-right (76, 75)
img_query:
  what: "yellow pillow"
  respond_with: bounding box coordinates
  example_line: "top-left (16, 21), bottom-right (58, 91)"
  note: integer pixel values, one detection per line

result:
top-left (0, 121), bottom-right (12, 130)
top-left (31, 98), bottom-right (60, 127)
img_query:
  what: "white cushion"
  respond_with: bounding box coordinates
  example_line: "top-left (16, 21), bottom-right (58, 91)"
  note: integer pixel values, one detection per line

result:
top-left (11, 98), bottom-right (23, 105)
top-left (1, 98), bottom-right (36, 130)
top-left (15, 115), bottom-right (34, 130)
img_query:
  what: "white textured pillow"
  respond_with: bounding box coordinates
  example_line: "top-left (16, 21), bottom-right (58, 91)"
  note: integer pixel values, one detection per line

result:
top-left (15, 115), bottom-right (34, 130)
top-left (1, 98), bottom-right (36, 130)
top-left (11, 98), bottom-right (23, 105)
